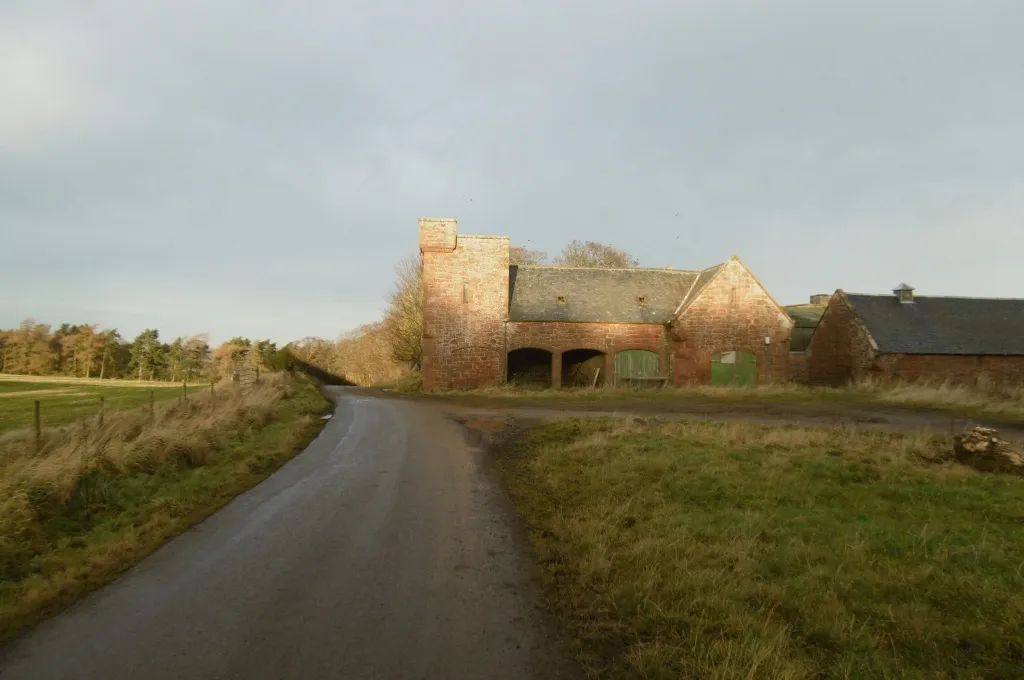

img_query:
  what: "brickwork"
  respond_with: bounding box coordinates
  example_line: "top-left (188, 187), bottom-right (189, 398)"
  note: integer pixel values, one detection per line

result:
top-left (806, 292), bottom-right (880, 385)
top-left (672, 259), bottom-right (792, 384)
top-left (420, 220), bottom-right (510, 390)
top-left (789, 352), bottom-right (809, 383)
top-left (506, 321), bottom-right (668, 386)
top-left (872, 354), bottom-right (1024, 385)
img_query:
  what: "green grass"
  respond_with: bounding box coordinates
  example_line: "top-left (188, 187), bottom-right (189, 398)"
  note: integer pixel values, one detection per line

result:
top-left (499, 418), bottom-right (1024, 679)
top-left (0, 380), bottom-right (191, 434)
top-left (0, 376), bottom-right (332, 642)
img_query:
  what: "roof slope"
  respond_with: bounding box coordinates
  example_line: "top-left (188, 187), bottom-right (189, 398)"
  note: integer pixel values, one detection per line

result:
top-left (786, 304), bottom-right (826, 352)
top-left (509, 266), bottom-right (698, 323)
top-left (845, 294), bottom-right (1024, 355)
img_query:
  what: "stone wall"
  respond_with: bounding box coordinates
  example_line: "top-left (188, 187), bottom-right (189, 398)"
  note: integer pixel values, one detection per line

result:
top-left (420, 219), bottom-right (510, 390)
top-left (789, 352), bottom-right (809, 383)
top-left (806, 291), bottom-right (879, 386)
top-left (871, 354), bottom-right (1024, 386)
top-left (506, 321), bottom-right (668, 387)
top-left (672, 259), bottom-right (792, 384)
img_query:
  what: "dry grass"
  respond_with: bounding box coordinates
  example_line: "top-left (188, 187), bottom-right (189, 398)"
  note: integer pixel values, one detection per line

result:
top-left (0, 373), bottom-right (332, 641)
top-left (0, 373), bottom-right (206, 387)
top-left (428, 376), bottom-right (1024, 423)
top-left (500, 417), bottom-right (1024, 679)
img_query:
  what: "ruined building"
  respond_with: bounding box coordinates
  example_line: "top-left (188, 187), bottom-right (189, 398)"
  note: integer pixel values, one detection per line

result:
top-left (419, 218), bottom-right (794, 390)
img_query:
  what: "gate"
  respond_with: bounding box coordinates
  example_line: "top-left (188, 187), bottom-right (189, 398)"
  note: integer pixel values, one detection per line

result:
top-left (711, 351), bottom-right (757, 386)
top-left (615, 350), bottom-right (661, 387)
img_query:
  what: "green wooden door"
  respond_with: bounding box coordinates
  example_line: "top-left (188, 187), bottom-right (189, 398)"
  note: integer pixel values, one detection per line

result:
top-left (710, 351), bottom-right (757, 386)
top-left (615, 350), bottom-right (660, 386)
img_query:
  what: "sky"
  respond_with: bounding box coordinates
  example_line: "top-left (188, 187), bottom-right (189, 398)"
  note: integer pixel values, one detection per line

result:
top-left (2, 0), bottom-right (1022, 346)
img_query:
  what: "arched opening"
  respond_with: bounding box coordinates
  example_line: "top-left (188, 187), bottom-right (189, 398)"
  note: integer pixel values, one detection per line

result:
top-left (711, 350), bottom-right (758, 386)
top-left (561, 349), bottom-right (605, 387)
top-left (615, 349), bottom-right (661, 387)
top-left (506, 348), bottom-right (553, 387)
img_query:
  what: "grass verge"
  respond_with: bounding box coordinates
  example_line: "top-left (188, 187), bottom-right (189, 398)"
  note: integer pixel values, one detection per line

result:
top-left (429, 378), bottom-right (1024, 425)
top-left (498, 417), bottom-right (1024, 679)
top-left (0, 374), bottom-right (332, 643)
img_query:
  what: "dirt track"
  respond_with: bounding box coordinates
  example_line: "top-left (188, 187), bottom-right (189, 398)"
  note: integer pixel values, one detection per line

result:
top-left (385, 391), bottom-right (1024, 440)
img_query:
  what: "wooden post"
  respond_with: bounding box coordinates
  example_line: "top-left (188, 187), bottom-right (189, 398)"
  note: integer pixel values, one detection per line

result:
top-left (98, 396), bottom-right (105, 428)
top-left (34, 400), bottom-right (41, 452)
top-left (182, 381), bottom-right (187, 401)
top-left (150, 390), bottom-right (155, 418)
top-left (210, 381), bottom-right (215, 397)
top-left (255, 366), bottom-right (260, 385)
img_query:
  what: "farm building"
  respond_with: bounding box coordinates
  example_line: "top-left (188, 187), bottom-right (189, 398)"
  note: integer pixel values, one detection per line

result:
top-left (784, 295), bottom-right (830, 382)
top-left (806, 284), bottom-right (1024, 386)
top-left (419, 218), bottom-right (794, 390)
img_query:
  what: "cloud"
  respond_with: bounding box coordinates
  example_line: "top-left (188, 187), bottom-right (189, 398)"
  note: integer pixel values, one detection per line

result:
top-left (1, 0), bottom-right (1022, 344)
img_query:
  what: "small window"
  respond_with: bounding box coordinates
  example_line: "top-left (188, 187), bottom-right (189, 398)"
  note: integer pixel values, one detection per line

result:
top-left (557, 295), bottom-right (566, 304)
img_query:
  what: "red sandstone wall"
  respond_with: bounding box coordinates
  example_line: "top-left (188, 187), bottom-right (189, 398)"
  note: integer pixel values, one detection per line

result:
top-left (506, 322), bottom-right (668, 386)
top-left (873, 354), bottom-right (1024, 386)
top-left (421, 229), bottom-right (509, 390)
top-left (789, 352), bottom-right (809, 383)
top-left (672, 259), bottom-right (792, 384)
top-left (806, 292), bottom-right (877, 386)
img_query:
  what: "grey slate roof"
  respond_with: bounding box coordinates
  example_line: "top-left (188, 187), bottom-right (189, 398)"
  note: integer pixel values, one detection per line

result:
top-left (675, 264), bottom-right (724, 315)
top-left (508, 266), bottom-right (699, 323)
top-left (845, 293), bottom-right (1024, 355)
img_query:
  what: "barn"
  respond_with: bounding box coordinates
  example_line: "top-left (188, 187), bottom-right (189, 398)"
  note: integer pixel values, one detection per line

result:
top-left (419, 218), bottom-right (794, 390)
top-left (806, 284), bottom-right (1024, 386)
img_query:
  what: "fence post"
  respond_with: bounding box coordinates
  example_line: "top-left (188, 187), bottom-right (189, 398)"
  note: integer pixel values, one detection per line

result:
top-left (182, 381), bottom-right (187, 401)
top-left (98, 396), bottom-right (105, 428)
top-left (150, 390), bottom-right (155, 418)
top-left (210, 380), bottom-right (215, 398)
top-left (34, 400), bottom-right (41, 452)
top-left (255, 366), bottom-right (260, 385)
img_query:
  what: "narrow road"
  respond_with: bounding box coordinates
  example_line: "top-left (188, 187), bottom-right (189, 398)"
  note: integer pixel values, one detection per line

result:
top-left (0, 388), bottom-right (578, 680)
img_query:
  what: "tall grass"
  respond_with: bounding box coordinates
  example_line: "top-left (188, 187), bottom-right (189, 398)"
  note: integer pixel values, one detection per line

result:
top-left (0, 373), bottom-right (330, 641)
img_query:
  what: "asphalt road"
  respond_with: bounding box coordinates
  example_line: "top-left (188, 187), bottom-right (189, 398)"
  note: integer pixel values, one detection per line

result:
top-left (0, 388), bottom-right (578, 680)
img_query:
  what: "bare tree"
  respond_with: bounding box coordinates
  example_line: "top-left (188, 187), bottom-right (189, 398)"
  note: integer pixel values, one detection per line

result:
top-left (510, 246), bottom-right (547, 265)
top-left (553, 240), bottom-right (638, 268)
top-left (383, 255), bottom-right (423, 368)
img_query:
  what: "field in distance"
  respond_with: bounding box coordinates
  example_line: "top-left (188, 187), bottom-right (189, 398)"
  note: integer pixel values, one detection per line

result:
top-left (0, 376), bottom-right (203, 435)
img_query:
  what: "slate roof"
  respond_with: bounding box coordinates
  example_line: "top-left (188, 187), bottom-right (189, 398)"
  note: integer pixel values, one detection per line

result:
top-left (508, 266), bottom-right (700, 323)
top-left (845, 293), bottom-right (1024, 355)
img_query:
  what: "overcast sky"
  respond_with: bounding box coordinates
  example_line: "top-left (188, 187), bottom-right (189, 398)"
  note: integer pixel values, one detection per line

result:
top-left (2, 1), bottom-right (1022, 345)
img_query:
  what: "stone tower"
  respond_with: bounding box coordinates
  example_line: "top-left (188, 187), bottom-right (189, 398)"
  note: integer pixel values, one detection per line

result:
top-left (419, 218), bottom-right (510, 390)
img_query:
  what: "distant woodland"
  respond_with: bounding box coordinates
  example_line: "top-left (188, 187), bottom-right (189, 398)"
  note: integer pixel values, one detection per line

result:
top-left (0, 320), bottom-right (289, 382)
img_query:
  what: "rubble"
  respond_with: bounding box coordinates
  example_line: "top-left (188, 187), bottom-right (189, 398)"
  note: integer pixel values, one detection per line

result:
top-left (953, 426), bottom-right (1024, 475)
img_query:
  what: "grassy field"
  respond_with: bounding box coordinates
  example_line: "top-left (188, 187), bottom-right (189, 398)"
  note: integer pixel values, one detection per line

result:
top-left (499, 418), bottom-right (1024, 679)
top-left (421, 379), bottom-right (1024, 425)
top-left (0, 374), bottom-right (332, 642)
top-left (0, 378), bottom-right (195, 435)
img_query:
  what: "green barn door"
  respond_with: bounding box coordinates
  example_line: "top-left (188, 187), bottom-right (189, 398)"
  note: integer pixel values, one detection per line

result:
top-left (710, 351), bottom-right (757, 386)
top-left (615, 350), bottom-right (660, 386)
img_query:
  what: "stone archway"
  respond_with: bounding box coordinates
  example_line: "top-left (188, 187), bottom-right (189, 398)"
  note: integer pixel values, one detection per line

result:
top-left (560, 349), bottom-right (605, 387)
top-left (506, 348), bottom-right (553, 387)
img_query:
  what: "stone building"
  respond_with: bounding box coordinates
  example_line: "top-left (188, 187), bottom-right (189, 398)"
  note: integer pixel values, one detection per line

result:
top-left (419, 218), bottom-right (794, 390)
top-left (806, 284), bottom-right (1024, 386)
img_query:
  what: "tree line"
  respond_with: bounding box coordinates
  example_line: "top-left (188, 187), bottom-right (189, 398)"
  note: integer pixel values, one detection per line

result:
top-left (0, 320), bottom-right (290, 382)
top-left (290, 239), bottom-right (639, 386)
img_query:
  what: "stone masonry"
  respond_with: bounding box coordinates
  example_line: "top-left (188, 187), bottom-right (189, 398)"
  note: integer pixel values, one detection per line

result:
top-left (419, 218), bottom-right (795, 390)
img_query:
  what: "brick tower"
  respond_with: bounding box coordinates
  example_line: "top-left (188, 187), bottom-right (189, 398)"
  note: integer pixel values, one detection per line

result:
top-left (419, 218), bottom-right (510, 390)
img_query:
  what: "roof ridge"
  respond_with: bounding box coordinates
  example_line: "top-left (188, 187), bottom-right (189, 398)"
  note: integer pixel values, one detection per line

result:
top-left (846, 292), bottom-right (1024, 302)
top-left (511, 265), bottom-right (700, 273)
